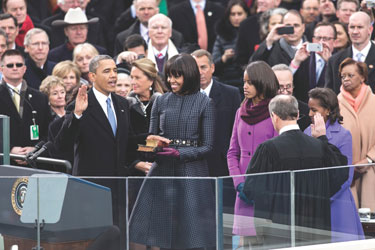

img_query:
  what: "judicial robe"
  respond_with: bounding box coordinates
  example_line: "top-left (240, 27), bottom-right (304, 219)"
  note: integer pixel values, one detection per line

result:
top-left (243, 129), bottom-right (348, 246)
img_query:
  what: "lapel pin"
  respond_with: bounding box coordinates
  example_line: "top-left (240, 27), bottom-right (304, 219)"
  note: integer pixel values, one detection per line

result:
top-left (208, 11), bottom-right (212, 16)
top-left (121, 109), bottom-right (124, 112)
top-left (28, 94), bottom-right (32, 99)
top-left (369, 65), bottom-right (374, 69)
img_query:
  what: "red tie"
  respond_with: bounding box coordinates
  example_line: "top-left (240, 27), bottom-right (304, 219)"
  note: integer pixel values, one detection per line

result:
top-left (157, 53), bottom-right (163, 59)
top-left (196, 5), bottom-right (208, 50)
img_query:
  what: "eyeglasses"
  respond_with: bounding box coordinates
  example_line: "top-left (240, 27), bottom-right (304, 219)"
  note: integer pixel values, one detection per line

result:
top-left (313, 36), bottom-right (334, 41)
top-left (3, 63), bottom-right (24, 68)
top-left (279, 84), bottom-right (293, 92)
top-left (29, 42), bottom-right (49, 48)
top-left (340, 73), bottom-right (355, 80)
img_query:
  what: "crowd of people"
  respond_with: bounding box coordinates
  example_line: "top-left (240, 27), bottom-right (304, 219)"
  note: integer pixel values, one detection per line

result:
top-left (1, 0), bottom-right (375, 249)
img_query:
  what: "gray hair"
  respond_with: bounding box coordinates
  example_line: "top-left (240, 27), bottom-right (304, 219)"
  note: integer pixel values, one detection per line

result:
top-left (148, 13), bottom-right (172, 29)
top-left (269, 95), bottom-right (299, 120)
top-left (89, 55), bottom-right (113, 73)
top-left (272, 63), bottom-right (292, 74)
top-left (24, 28), bottom-right (49, 46)
top-left (259, 8), bottom-right (288, 40)
top-left (191, 49), bottom-right (213, 65)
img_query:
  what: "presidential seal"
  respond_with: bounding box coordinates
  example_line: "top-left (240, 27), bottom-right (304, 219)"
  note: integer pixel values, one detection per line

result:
top-left (11, 178), bottom-right (28, 216)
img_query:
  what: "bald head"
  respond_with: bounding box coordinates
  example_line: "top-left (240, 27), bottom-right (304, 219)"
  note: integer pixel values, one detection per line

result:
top-left (348, 11), bottom-right (373, 50)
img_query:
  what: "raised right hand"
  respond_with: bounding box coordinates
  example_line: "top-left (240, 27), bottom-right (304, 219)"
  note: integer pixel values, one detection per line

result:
top-left (74, 85), bottom-right (88, 116)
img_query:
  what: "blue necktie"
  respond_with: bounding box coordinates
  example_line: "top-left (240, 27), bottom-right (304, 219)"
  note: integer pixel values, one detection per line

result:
top-left (106, 98), bottom-right (117, 136)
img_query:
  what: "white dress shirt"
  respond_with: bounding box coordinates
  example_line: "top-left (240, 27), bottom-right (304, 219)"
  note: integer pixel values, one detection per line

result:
top-left (200, 79), bottom-right (213, 96)
top-left (279, 124), bottom-right (300, 135)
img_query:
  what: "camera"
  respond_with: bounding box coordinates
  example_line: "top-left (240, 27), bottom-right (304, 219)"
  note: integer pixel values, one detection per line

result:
top-left (366, 0), bottom-right (375, 8)
top-left (307, 43), bottom-right (323, 52)
top-left (276, 26), bottom-right (294, 35)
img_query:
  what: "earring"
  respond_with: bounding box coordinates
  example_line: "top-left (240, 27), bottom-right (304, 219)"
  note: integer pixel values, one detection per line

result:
top-left (149, 86), bottom-right (153, 91)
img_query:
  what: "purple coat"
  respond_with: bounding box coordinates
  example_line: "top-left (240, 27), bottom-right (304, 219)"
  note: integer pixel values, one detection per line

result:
top-left (305, 120), bottom-right (364, 241)
top-left (227, 108), bottom-right (277, 236)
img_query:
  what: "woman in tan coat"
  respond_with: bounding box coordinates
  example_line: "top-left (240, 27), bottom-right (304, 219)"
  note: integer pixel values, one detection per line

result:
top-left (338, 57), bottom-right (375, 210)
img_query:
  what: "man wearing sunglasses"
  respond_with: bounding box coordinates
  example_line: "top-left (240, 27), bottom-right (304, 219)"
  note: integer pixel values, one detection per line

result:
top-left (0, 49), bottom-right (51, 165)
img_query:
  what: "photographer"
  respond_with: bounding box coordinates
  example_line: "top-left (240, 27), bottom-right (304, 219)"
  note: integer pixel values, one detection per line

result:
top-left (291, 22), bottom-right (336, 103)
top-left (250, 10), bottom-right (306, 67)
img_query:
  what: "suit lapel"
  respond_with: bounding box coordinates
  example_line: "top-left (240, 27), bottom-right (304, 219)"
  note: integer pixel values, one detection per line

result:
top-left (209, 81), bottom-right (222, 107)
top-left (0, 83), bottom-right (22, 122)
top-left (87, 90), bottom-right (115, 138)
top-left (365, 43), bottom-right (375, 78)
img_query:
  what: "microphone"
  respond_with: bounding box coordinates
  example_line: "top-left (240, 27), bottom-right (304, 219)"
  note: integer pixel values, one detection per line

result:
top-left (28, 141), bottom-right (53, 161)
top-left (6, 85), bottom-right (36, 113)
top-left (25, 140), bottom-right (45, 158)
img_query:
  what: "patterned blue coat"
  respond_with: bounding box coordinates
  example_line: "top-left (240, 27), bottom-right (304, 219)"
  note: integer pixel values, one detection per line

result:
top-left (129, 91), bottom-right (216, 249)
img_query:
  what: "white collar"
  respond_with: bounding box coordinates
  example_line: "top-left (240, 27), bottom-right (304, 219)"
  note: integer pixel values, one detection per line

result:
top-left (291, 39), bottom-right (303, 50)
top-left (152, 45), bottom-right (168, 58)
top-left (279, 124), bottom-right (300, 135)
top-left (140, 23), bottom-right (149, 41)
top-left (6, 82), bottom-right (22, 94)
top-left (190, 0), bottom-right (206, 14)
top-left (200, 79), bottom-right (213, 96)
top-left (352, 41), bottom-right (372, 60)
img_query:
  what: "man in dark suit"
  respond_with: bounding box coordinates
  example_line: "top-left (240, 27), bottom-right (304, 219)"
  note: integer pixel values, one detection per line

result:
top-left (23, 28), bottom-right (56, 90)
top-left (235, 0), bottom-right (281, 67)
top-left (242, 95), bottom-right (347, 248)
top-left (325, 11), bottom-right (375, 94)
top-left (290, 22), bottom-right (336, 102)
top-left (250, 10), bottom-right (306, 67)
top-left (47, 8), bottom-right (107, 63)
top-left (54, 55), bottom-right (138, 248)
top-left (272, 64), bottom-right (311, 131)
top-left (168, 0), bottom-right (224, 52)
top-left (0, 13), bottom-right (25, 55)
top-left (192, 49), bottom-right (241, 177)
top-left (114, 0), bottom-right (184, 56)
top-left (0, 49), bottom-right (51, 162)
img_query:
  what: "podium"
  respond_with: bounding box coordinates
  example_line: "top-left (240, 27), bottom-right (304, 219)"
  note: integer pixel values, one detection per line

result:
top-left (0, 165), bottom-right (113, 250)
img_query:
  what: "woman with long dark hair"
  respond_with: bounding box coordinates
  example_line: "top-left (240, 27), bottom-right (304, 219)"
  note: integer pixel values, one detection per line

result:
top-left (227, 61), bottom-right (279, 248)
top-left (212, 0), bottom-right (249, 91)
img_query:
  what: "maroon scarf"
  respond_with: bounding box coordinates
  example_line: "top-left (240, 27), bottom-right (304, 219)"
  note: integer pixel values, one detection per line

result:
top-left (240, 98), bottom-right (271, 125)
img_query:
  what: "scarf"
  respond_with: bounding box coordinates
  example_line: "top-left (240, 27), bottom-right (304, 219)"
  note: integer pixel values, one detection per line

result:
top-left (240, 98), bottom-right (271, 125)
top-left (340, 83), bottom-right (367, 112)
top-left (15, 15), bottom-right (34, 47)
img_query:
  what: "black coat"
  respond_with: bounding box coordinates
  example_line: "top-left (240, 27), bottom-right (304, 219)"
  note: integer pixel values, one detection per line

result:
top-left (113, 20), bottom-right (185, 56)
top-left (250, 39), bottom-right (293, 67)
top-left (244, 130), bottom-right (348, 245)
top-left (235, 14), bottom-right (261, 67)
top-left (0, 81), bottom-right (52, 148)
top-left (54, 90), bottom-right (135, 176)
top-left (297, 99), bottom-right (311, 131)
top-left (207, 79), bottom-right (241, 176)
top-left (168, 0), bottom-right (224, 53)
top-left (41, 11), bottom-right (109, 51)
top-left (24, 57), bottom-right (56, 90)
top-left (48, 42), bottom-right (107, 64)
top-left (293, 53), bottom-right (326, 103)
top-left (325, 43), bottom-right (375, 94)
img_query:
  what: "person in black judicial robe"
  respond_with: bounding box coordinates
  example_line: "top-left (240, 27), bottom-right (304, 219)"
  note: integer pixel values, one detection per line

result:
top-left (242, 95), bottom-right (348, 248)
top-left (168, 0), bottom-right (224, 52)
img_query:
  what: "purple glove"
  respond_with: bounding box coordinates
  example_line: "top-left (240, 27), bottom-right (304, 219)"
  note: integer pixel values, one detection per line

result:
top-left (156, 147), bottom-right (180, 158)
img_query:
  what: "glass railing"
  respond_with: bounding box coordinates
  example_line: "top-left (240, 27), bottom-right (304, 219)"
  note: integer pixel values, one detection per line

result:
top-left (0, 164), bottom-right (373, 249)
top-left (0, 115), bottom-right (10, 165)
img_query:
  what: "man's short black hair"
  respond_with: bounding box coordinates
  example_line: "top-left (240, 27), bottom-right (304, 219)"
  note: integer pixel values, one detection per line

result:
top-left (0, 13), bottom-right (17, 27)
top-left (1, 49), bottom-right (24, 63)
top-left (123, 34), bottom-right (147, 52)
